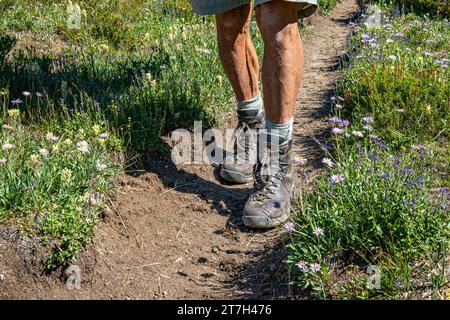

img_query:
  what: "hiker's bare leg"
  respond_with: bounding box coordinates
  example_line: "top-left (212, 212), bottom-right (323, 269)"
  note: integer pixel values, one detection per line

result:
top-left (216, 4), bottom-right (259, 101)
top-left (256, 0), bottom-right (304, 124)
top-left (242, 1), bottom-right (303, 229)
top-left (216, 5), bottom-right (264, 185)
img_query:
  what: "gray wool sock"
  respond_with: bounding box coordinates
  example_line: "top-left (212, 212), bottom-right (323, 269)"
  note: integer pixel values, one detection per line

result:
top-left (265, 116), bottom-right (294, 144)
top-left (236, 94), bottom-right (263, 119)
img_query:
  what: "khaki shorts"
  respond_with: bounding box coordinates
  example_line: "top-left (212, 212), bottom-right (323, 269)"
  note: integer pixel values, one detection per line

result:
top-left (191, 0), bottom-right (318, 18)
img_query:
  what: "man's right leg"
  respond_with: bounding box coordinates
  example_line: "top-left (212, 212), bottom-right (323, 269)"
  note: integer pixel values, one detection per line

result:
top-left (216, 5), bottom-right (265, 184)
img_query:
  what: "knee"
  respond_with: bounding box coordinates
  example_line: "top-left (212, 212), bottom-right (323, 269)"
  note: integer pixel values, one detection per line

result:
top-left (216, 7), bottom-right (250, 42)
top-left (256, 3), bottom-right (299, 51)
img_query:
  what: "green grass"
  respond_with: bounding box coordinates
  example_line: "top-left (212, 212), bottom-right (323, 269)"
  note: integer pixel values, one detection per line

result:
top-left (319, 0), bottom-right (341, 14)
top-left (288, 11), bottom-right (449, 299)
top-left (0, 0), bottom-right (239, 268)
top-left (359, 0), bottom-right (449, 18)
top-left (0, 96), bottom-right (122, 268)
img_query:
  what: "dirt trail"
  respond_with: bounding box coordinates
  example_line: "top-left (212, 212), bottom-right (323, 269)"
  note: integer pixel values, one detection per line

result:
top-left (0, 0), bottom-right (358, 300)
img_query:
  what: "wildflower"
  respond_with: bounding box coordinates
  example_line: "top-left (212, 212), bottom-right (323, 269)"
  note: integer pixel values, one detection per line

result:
top-left (76, 140), bottom-right (89, 153)
top-left (2, 124), bottom-right (13, 129)
top-left (309, 263), bottom-right (321, 272)
top-left (0, 158), bottom-right (6, 165)
top-left (330, 96), bottom-right (336, 101)
top-left (397, 108), bottom-right (405, 113)
top-left (99, 133), bottom-right (109, 139)
top-left (330, 174), bottom-right (344, 184)
top-left (415, 178), bottom-right (425, 188)
top-left (363, 125), bottom-right (373, 131)
top-left (52, 143), bottom-right (60, 152)
top-left (45, 132), bottom-right (59, 142)
top-left (296, 261), bottom-right (308, 271)
top-left (313, 227), bottom-right (324, 237)
top-left (335, 104), bottom-right (344, 110)
top-left (61, 168), bottom-right (72, 183)
top-left (340, 120), bottom-right (351, 127)
top-left (7, 109), bottom-right (20, 118)
top-left (92, 125), bottom-right (101, 135)
top-left (293, 154), bottom-right (307, 166)
top-left (38, 148), bottom-right (49, 157)
top-left (2, 143), bottom-right (14, 151)
top-left (384, 23), bottom-right (392, 29)
top-left (381, 173), bottom-right (390, 180)
top-left (369, 134), bottom-right (379, 140)
top-left (361, 33), bottom-right (370, 40)
top-left (322, 158), bottom-right (334, 168)
top-left (22, 91), bottom-right (31, 97)
top-left (388, 55), bottom-right (397, 61)
top-left (96, 162), bottom-right (107, 171)
top-left (63, 138), bottom-right (72, 146)
top-left (362, 116), bottom-right (374, 123)
top-left (36, 92), bottom-right (44, 98)
top-left (396, 279), bottom-right (402, 287)
top-left (352, 130), bottom-right (364, 138)
top-left (329, 117), bottom-right (342, 124)
top-left (30, 154), bottom-right (40, 165)
top-left (284, 222), bottom-right (296, 233)
top-left (10, 98), bottom-right (22, 106)
top-left (386, 39), bottom-right (394, 43)
top-left (197, 48), bottom-right (212, 55)
top-left (394, 33), bottom-right (404, 38)
top-left (332, 127), bottom-right (344, 135)
top-left (411, 144), bottom-right (428, 151)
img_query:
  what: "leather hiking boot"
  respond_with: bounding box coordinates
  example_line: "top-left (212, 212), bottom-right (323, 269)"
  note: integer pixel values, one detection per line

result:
top-left (242, 139), bottom-right (295, 228)
top-left (220, 111), bottom-right (265, 184)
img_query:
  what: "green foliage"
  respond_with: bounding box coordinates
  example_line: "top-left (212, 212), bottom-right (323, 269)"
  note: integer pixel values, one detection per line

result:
top-left (360, 0), bottom-right (449, 18)
top-left (288, 12), bottom-right (449, 299)
top-left (319, 0), bottom-right (340, 14)
top-left (0, 96), bottom-right (122, 268)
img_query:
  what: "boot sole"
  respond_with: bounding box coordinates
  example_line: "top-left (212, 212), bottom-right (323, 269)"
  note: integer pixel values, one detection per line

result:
top-left (220, 168), bottom-right (253, 184)
top-left (242, 184), bottom-right (296, 229)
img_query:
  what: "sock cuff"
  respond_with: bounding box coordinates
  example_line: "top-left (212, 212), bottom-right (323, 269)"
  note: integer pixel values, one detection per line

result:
top-left (236, 94), bottom-right (263, 111)
top-left (265, 116), bottom-right (294, 129)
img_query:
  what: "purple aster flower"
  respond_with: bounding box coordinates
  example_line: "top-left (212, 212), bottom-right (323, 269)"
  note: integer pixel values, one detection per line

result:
top-left (340, 120), bottom-right (351, 127)
top-left (309, 263), bottom-right (321, 273)
top-left (332, 127), bottom-right (344, 135)
top-left (388, 55), bottom-right (397, 61)
top-left (11, 98), bottom-right (23, 106)
top-left (296, 261), bottom-right (308, 271)
top-left (329, 117), bottom-right (342, 124)
top-left (352, 130), bottom-right (364, 138)
top-left (363, 116), bottom-right (374, 123)
top-left (335, 104), bottom-right (344, 110)
top-left (384, 23), bottom-right (392, 29)
top-left (330, 174), bottom-right (344, 184)
top-left (322, 158), bottom-right (334, 168)
top-left (369, 134), bottom-right (379, 140)
top-left (284, 222), bottom-right (296, 233)
top-left (394, 33), bottom-right (404, 38)
top-left (313, 227), bottom-right (324, 237)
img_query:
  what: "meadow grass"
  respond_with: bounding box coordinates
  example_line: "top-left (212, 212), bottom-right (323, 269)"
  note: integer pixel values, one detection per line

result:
top-left (287, 10), bottom-right (449, 299)
top-left (0, 0), bottom-right (237, 268)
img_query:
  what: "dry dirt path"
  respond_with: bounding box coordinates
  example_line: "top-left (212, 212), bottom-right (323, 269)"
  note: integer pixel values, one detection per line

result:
top-left (0, 0), bottom-right (358, 300)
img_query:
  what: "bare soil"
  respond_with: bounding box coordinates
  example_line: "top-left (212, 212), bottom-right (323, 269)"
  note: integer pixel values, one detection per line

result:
top-left (0, 0), bottom-right (359, 300)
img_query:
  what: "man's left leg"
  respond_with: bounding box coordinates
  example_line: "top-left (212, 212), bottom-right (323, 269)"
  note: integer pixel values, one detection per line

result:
top-left (242, 0), bottom-right (304, 228)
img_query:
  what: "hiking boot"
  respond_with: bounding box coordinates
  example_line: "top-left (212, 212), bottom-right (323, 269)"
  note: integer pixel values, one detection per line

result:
top-left (242, 139), bottom-right (295, 228)
top-left (220, 111), bottom-right (265, 184)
